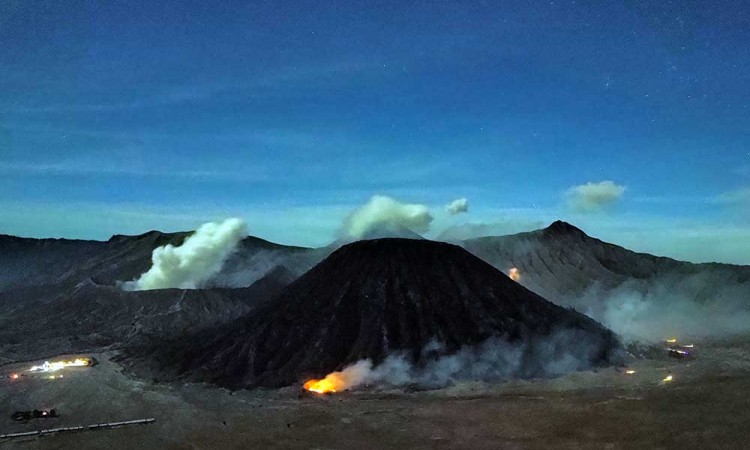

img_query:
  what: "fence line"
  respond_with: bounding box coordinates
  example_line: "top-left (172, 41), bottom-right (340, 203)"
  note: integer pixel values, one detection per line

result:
top-left (0, 418), bottom-right (154, 440)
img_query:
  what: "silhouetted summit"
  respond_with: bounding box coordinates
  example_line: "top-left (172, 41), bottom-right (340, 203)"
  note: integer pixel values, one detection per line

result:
top-left (543, 220), bottom-right (587, 238)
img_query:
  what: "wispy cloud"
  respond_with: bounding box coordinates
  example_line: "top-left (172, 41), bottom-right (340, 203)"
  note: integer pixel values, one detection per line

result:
top-left (565, 180), bottom-right (626, 213)
top-left (0, 160), bottom-right (272, 182)
top-left (715, 188), bottom-right (750, 205)
top-left (3, 121), bottom-right (336, 151)
top-left (632, 195), bottom-right (712, 205)
top-left (3, 60), bottom-right (384, 115)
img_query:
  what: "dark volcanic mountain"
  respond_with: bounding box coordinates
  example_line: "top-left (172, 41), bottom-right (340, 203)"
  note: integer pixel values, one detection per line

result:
top-left (0, 229), bottom-right (319, 364)
top-left (0, 268), bottom-right (293, 364)
top-left (463, 221), bottom-right (750, 317)
top-left (123, 238), bottom-right (621, 389)
top-left (0, 230), bottom-right (313, 292)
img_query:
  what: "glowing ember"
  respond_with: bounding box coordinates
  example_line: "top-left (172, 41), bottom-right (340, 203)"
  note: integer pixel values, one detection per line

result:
top-left (665, 338), bottom-right (677, 344)
top-left (508, 267), bottom-right (521, 282)
top-left (11, 373), bottom-right (19, 380)
top-left (625, 370), bottom-right (636, 375)
top-left (663, 375), bottom-right (674, 383)
top-left (29, 358), bottom-right (91, 373)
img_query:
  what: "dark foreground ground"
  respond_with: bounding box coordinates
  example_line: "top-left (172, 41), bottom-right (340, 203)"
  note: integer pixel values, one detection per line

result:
top-left (1, 337), bottom-right (749, 450)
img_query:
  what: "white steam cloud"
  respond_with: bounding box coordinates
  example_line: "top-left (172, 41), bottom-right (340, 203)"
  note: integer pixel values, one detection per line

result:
top-left (342, 195), bottom-right (433, 239)
top-left (123, 218), bottom-right (247, 291)
top-left (566, 180), bottom-right (626, 213)
top-left (446, 198), bottom-right (469, 215)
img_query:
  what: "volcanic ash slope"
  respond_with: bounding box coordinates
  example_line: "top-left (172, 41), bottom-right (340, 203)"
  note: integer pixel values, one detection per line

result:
top-left (124, 238), bottom-right (621, 389)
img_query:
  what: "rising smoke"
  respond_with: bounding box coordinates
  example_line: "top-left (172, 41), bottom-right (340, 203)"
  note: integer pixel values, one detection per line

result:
top-left (576, 276), bottom-right (750, 342)
top-left (123, 218), bottom-right (247, 290)
top-left (342, 195), bottom-right (433, 239)
top-left (309, 328), bottom-right (618, 392)
top-left (446, 198), bottom-right (469, 215)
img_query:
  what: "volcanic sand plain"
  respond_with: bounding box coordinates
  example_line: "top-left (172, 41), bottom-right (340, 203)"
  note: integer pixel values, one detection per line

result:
top-left (1, 337), bottom-right (749, 450)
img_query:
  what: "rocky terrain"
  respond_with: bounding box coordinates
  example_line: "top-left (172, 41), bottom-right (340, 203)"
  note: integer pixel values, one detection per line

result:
top-left (0, 231), bottom-right (310, 292)
top-left (0, 231), bottom-right (311, 363)
top-left (2, 223), bottom-right (750, 449)
top-left (463, 221), bottom-right (750, 307)
top-left (3, 337), bottom-right (750, 449)
top-left (0, 270), bottom-right (292, 365)
top-left (2, 221), bottom-right (749, 372)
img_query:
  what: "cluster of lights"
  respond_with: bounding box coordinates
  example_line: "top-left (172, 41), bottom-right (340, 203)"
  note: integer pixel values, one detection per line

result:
top-left (29, 358), bottom-right (90, 373)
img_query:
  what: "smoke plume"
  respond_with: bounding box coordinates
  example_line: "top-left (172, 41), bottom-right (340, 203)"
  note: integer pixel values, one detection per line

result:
top-left (446, 198), bottom-right (469, 215)
top-left (566, 180), bottom-right (626, 213)
top-left (342, 195), bottom-right (433, 239)
top-left (576, 277), bottom-right (750, 342)
top-left (123, 218), bottom-right (247, 290)
top-left (306, 328), bottom-right (617, 392)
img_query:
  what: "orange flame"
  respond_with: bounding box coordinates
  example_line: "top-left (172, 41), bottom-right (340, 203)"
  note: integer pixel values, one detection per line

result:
top-left (303, 376), bottom-right (342, 394)
top-left (509, 268), bottom-right (521, 282)
top-left (303, 360), bottom-right (372, 394)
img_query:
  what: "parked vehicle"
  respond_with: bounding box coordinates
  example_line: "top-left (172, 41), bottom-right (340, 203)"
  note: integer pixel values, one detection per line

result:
top-left (10, 409), bottom-right (57, 422)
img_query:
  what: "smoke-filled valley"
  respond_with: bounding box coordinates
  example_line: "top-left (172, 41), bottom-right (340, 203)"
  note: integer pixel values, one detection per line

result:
top-left (2, 220), bottom-right (750, 449)
top-left (2, 219), bottom-right (750, 366)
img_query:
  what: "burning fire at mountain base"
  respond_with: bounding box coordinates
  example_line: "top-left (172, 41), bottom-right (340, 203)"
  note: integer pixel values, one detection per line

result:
top-left (509, 268), bottom-right (521, 282)
top-left (303, 360), bottom-right (373, 394)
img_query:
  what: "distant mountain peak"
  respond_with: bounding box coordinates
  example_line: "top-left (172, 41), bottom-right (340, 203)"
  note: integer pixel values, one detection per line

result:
top-left (543, 220), bottom-right (587, 237)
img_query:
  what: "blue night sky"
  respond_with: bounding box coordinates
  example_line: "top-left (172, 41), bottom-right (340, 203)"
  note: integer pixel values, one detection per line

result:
top-left (1, 0), bottom-right (750, 263)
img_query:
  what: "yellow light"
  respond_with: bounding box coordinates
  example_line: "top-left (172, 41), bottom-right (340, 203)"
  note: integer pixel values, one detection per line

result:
top-left (625, 370), bottom-right (636, 375)
top-left (30, 358), bottom-right (90, 373)
top-left (663, 375), bottom-right (673, 383)
top-left (665, 338), bottom-right (677, 344)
